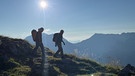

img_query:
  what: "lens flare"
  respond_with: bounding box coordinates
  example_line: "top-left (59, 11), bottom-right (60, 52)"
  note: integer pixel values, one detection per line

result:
top-left (40, 0), bottom-right (47, 8)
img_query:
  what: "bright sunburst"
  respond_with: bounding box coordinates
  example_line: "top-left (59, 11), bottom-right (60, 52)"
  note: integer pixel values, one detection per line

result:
top-left (40, 0), bottom-right (47, 9)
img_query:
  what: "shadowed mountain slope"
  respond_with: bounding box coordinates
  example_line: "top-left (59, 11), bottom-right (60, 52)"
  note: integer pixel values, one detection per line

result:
top-left (25, 32), bottom-right (135, 66)
top-left (0, 35), bottom-right (119, 76)
top-left (75, 33), bottom-right (135, 66)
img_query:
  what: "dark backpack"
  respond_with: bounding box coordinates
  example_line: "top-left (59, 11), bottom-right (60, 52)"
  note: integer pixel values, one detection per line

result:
top-left (31, 29), bottom-right (37, 41)
top-left (53, 33), bottom-right (59, 42)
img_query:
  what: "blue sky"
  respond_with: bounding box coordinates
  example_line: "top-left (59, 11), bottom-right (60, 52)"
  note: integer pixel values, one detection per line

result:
top-left (0, 0), bottom-right (135, 43)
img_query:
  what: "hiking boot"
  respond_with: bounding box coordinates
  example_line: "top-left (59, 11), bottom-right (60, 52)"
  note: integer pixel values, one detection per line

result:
top-left (61, 56), bottom-right (65, 59)
top-left (53, 54), bottom-right (57, 57)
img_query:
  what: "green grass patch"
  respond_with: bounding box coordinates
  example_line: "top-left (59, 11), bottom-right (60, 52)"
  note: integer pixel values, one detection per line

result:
top-left (1, 66), bottom-right (31, 76)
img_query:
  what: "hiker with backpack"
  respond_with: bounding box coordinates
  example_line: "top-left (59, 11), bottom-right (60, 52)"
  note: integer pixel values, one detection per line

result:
top-left (31, 27), bottom-right (45, 65)
top-left (53, 30), bottom-right (65, 58)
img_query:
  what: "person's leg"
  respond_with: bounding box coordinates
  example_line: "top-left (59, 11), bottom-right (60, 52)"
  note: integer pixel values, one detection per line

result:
top-left (40, 42), bottom-right (45, 57)
top-left (58, 43), bottom-right (64, 58)
top-left (54, 43), bottom-right (60, 57)
top-left (33, 42), bottom-right (39, 55)
top-left (54, 49), bottom-right (60, 57)
top-left (59, 45), bottom-right (63, 56)
top-left (39, 42), bottom-right (45, 69)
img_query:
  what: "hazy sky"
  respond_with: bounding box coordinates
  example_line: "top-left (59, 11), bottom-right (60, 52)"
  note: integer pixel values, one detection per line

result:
top-left (0, 0), bottom-right (135, 43)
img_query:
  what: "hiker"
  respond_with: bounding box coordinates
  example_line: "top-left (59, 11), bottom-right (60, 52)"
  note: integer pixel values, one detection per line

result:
top-left (53, 30), bottom-right (65, 58)
top-left (118, 64), bottom-right (135, 76)
top-left (32, 27), bottom-right (45, 65)
top-left (32, 27), bottom-right (45, 55)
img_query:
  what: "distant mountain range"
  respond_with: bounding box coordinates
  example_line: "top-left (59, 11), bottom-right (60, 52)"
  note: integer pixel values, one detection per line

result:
top-left (0, 35), bottom-right (118, 75)
top-left (25, 32), bottom-right (135, 66)
top-left (25, 33), bottom-right (76, 54)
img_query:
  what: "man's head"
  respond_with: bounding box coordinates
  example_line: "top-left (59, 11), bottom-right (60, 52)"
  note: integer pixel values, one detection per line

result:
top-left (38, 27), bottom-right (44, 32)
top-left (60, 30), bottom-right (64, 34)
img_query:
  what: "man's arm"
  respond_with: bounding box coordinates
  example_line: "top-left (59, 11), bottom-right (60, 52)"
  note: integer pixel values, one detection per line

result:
top-left (62, 40), bottom-right (65, 45)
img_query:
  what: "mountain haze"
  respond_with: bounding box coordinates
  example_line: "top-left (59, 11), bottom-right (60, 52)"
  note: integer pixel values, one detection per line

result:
top-left (25, 32), bottom-right (135, 66)
top-left (75, 33), bottom-right (135, 65)
top-left (0, 35), bottom-right (119, 76)
top-left (25, 33), bottom-right (76, 54)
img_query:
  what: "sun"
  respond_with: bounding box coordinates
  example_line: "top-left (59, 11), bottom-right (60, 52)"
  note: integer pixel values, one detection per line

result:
top-left (40, 0), bottom-right (47, 8)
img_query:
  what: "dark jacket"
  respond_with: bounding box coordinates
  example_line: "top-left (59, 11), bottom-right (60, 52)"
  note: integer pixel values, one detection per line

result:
top-left (35, 31), bottom-right (42, 42)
